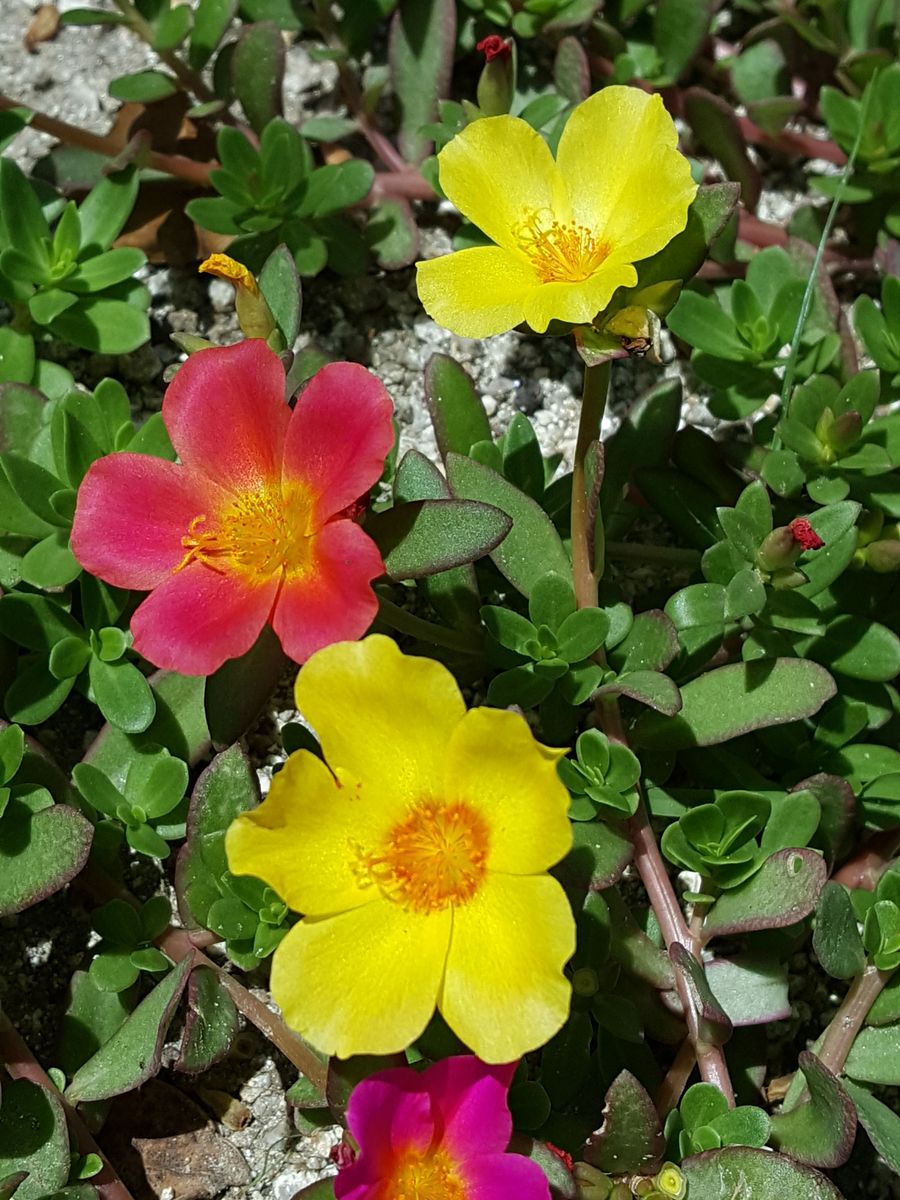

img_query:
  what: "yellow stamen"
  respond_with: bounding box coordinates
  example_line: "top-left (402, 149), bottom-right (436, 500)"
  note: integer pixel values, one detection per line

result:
top-left (385, 1146), bottom-right (467, 1200)
top-left (359, 800), bottom-right (489, 914)
top-left (515, 207), bottom-right (610, 284)
top-left (174, 484), bottom-right (315, 583)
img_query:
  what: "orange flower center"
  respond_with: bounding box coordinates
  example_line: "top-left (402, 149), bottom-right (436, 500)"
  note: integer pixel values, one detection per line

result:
top-left (175, 484), bottom-right (315, 583)
top-left (515, 208), bottom-right (610, 284)
top-left (362, 800), bottom-right (489, 914)
top-left (379, 1146), bottom-right (467, 1200)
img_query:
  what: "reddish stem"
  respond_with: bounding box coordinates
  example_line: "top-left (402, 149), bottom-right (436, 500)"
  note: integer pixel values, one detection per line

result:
top-left (0, 1015), bottom-right (136, 1200)
top-left (833, 828), bottom-right (900, 890)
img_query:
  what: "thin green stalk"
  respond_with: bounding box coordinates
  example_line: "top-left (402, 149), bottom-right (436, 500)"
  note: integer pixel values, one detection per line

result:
top-left (111, 0), bottom-right (216, 103)
top-left (776, 85), bottom-right (872, 436)
top-left (606, 541), bottom-right (701, 567)
top-left (571, 360), bottom-right (611, 609)
top-left (376, 595), bottom-right (480, 655)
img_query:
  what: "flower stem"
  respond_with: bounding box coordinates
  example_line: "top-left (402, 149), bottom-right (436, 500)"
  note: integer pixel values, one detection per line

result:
top-left (376, 595), bottom-right (481, 655)
top-left (816, 962), bottom-right (896, 1077)
top-left (605, 542), bottom-right (701, 568)
top-left (110, 0), bottom-right (216, 103)
top-left (0, 1013), bottom-right (137, 1200)
top-left (571, 360), bottom-right (611, 610)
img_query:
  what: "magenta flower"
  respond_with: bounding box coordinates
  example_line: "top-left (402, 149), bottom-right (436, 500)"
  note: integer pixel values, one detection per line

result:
top-left (71, 340), bottom-right (393, 676)
top-left (335, 1056), bottom-right (550, 1200)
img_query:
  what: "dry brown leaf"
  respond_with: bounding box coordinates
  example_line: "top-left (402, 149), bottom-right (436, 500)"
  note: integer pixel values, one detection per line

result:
top-left (192, 1085), bottom-right (253, 1130)
top-left (132, 1130), bottom-right (250, 1200)
top-left (24, 4), bottom-right (59, 51)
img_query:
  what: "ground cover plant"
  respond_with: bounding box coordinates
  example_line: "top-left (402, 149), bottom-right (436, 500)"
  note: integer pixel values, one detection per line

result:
top-left (2, 1), bottom-right (900, 1198)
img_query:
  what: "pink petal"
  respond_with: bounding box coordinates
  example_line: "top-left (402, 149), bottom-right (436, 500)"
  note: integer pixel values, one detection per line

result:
top-left (338, 1070), bottom-right (435, 1194)
top-left (271, 519), bottom-right (382, 663)
top-left (130, 561), bottom-right (277, 675)
top-left (426, 1057), bottom-right (517, 1160)
top-left (460, 1153), bottom-right (551, 1200)
top-left (71, 454), bottom-right (218, 590)
top-left (283, 362), bottom-right (394, 525)
top-left (163, 340), bottom-right (290, 492)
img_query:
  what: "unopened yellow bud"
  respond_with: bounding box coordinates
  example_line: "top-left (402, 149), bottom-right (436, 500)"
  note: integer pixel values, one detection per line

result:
top-left (199, 253), bottom-right (258, 295)
top-left (199, 253), bottom-right (277, 341)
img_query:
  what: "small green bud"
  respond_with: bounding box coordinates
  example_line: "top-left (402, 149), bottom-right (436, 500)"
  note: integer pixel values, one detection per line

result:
top-left (573, 967), bottom-right (600, 997)
top-left (655, 1163), bottom-right (687, 1200)
top-left (573, 1163), bottom-right (613, 1200)
top-left (476, 35), bottom-right (515, 116)
top-left (770, 567), bottom-right (808, 590)
top-left (828, 410), bottom-right (862, 453)
top-left (865, 538), bottom-right (900, 573)
top-left (756, 526), bottom-right (800, 572)
top-left (858, 508), bottom-right (885, 546)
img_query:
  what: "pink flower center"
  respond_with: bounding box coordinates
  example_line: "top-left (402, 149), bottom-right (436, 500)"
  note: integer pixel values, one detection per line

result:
top-left (359, 800), bottom-right (489, 914)
top-left (515, 208), bottom-right (610, 284)
top-left (175, 484), bottom-right (315, 582)
top-left (380, 1146), bottom-right (467, 1200)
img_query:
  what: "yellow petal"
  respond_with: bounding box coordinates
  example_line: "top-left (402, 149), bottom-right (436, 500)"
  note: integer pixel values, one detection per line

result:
top-left (439, 874), bottom-right (575, 1062)
top-left (416, 247), bottom-right (538, 338)
top-left (555, 87), bottom-right (697, 263)
top-left (445, 706), bottom-right (572, 874)
top-left (521, 260), bottom-right (638, 333)
top-left (225, 750), bottom-right (384, 917)
top-left (271, 897), bottom-right (451, 1057)
top-left (295, 635), bottom-right (466, 805)
top-left (438, 114), bottom-right (569, 251)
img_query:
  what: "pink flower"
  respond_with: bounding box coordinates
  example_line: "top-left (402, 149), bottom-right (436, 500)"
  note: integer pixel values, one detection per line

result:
top-left (71, 340), bottom-right (393, 675)
top-left (335, 1056), bottom-right (550, 1200)
top-left (477, 34), bottom-right (512, 62)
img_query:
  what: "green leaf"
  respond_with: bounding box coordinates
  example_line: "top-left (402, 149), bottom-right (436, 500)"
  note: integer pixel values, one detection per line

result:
top-left (125, 822), bottom-right (171, 859)
top-left (48, 636), bottom-right (91, 681)
top-left (66, 247), bottom-right (146, 294)
top-left (389, 0), bottom-right (456, 163)
top-left (528, 572), bottom-right (576, 633)
top-left (5, 664), bottom-right (75, 726)
top-left (667, 291), bottom-right (749, 360)
top-left (89, 950), bottom-right (139, 994)
top-left (232, 21), bottom-right (284, 131)
top-left (654, 0), bottom-right (716, 82)
top-left (66, 956), bottom-right (192, 1103)
top-left (635, 467), bottom-right (723, 548)
top-left (300, 161), bottom-right (374, 219)
top-left (602, 377), bottom-right (682, 538)
top-left (804, 616), bottom-right (900, 683)
top-left (0, 726), bottom-right (24, 784)
top-left (0, 801), bottom-right (93, 916)
top-left (502, 412), bottom-right (545, 502)
top-left (189, 0), bottom-right (237, 69)
top-left (50, 298), bottom-right (149, 355)
top-left (813, 882), bottom-right (867, 979)
top-left (610, 609), bottom-right (679, 673)
top-left (705, 956), bottom-right (791, 1026)
top-left (176, 965), bottom-right (239, 1073)
top-left (368, 498), bottom-right (511, 579)
top-left (684, 86), bottom-right (761, 209)
top-left (583, 1070), bottom-right (663, 1174)
top-left (21, 530), bottom-right (81, 588)
top-left (108, 70), bottom-right (178, 101)
top-left (703, 849), bottom-right (827, 940)
top-left (843, 1079), bottom-right (900, 1175)
top-left (0, 1080), bottom-right (69, 1200)
top-left (682, 1146), bottom-right (842, 1199)
top-left (447, 453), bottom-right (570, 597)
top-left (634, 658), bottom-right (836, 749)
top-left (258, 243), bottom-right (301, 348)
top-left (556, 608), bottom-right (609, 663)
top-left (554, 819), bottom-right (633, 896)
top-left (0, 159), bottom-right (50, 268)
top-left (635, 182), bottom-right (739, 299)
top-left (0, 327), bottom-right (36, 385)
top-left (302, 115), bottom-right (359, 141)
top-left (769, 1052), bottom-right (857, 1168)
top-left (366, 198), bottom-right (418, 270)
top-left (88, 657), bottom-right (155, 734)
top-left (205, 625), bottom-right (288, 749)
top-left (152, 3), bottom-right (192, 51)
top-left (57, 969), bottom-right (133, 1077)
top-left (844, 1023), bottom-right (900, 1085)
top-left (599, 670), bottom-right (682, 716)
top-left (424, 354), bottom-right (492, 462)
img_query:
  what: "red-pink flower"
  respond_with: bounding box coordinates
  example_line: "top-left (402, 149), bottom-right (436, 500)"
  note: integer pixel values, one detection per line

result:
top-left (71, 340), bottom-right (393, 676)
top-left (335, 1056), bottom-right (549, 1200)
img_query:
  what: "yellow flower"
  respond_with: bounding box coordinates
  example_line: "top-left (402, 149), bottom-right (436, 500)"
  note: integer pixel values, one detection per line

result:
top-left (416, 86), bottom-right (697, 338)
top-left (225, 634), bottom-right (575, 1062)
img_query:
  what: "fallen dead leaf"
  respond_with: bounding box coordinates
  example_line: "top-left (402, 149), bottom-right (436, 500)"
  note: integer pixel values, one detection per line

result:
top-left (24, 4), bottom-right (59, 51)
top-left (133, 1130), bottom-right (250, 1200)
top-left (192, 1085), bottom-right (253, 1130)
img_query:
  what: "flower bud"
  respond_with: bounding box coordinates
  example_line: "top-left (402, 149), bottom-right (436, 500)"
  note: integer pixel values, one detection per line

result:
top-left (865, 538), bottom-right (900, 573)
top-left (756, 526), bottom-right (800, 572)
top-left (857, 508), bottom-right (885, 547)
top-left (476, 35), bottom-right (515, 116)
top-left (199, 253), bottom-right (277, 342)
top-left (828, 409), bottom-right (863, 453)
top-left (573, 1162), bottom-right (612, 1199)
top-left (788, 517), bottom-right (825, 551)
top-left (655, 1163), bottom-right (688, 1199)
top-left (770, 567), bottom-right (809, 590)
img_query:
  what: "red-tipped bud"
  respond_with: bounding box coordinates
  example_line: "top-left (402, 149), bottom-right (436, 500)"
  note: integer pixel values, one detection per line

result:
top-left (477, 34), bottom-right (512, 62)
top-left (789, 517), bottom-right (825, 551)
top-left (757, 526), bottom-right (799, 573)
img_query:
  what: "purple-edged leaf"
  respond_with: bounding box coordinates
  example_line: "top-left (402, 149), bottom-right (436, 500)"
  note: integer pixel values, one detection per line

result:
top-left (843, 1079), bottom-right (900, 1174)
top-left (0, 1079), bottom-right (70, 1196)
top-left (671, 942), bottom-right (732, 1048)
top-left (633, 659), bottom-right (837, 750)
top-left (175, 744), bottom-right (260, 930)
top-left (682, 1146), bottom-right (842, 1198)
top-left (554, 820), bottom-right (633, 899)
top-left (705, 955), bottom-right (791, 1026)
top-left (769, 1052), bottom-right (857, 1168)
top-left (0, 1173), bottom-right (28, 1200)
top-left (797, 773), bottom-right (856, 866)
top-left (389, 0), bottom-right (455, 163)
top-left (205, 625), bottom-right (288, 750)
top-left (367, 498), bottom-right (511, 580)
top-left (609, 610), bottom-right (679, 674)
top-left (703, 849), bottom-right (827, 940)
top-left (654, 0), bottom-right (718, 83)
top-left (326, 1054), bottom-right (405, 1123)
top-left (635, 183), bottom-right (740, 299)
top-left (83, 670), bottom-right (210, 790)
top-left (595, 670), bottom-right (682, 715)
top-left (176, 965), bottom-right (239, 1073)
top-left (844, 1023), bottom-right (900, 1085)
top-left (554, 37), bottom-right (590, 103)
top-left (0, 802), bottom-right (92, 916)
top-left (812, 881), bottom-right (865, 980)
top-left (232, 22), bottom-right (283, 133)
top-left (512, 1138), bottom-right (577, 1199)
top-left (66, 956), bottom-right (191, 1103)
top-left (583, 1070), bottom-right (664, 1174)
top-left (447, 453), bottom-right (570, 597)
top-left (423, 354), bottom-right (492, 463)
top-left (684, 87), bottom-right (761, 211)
